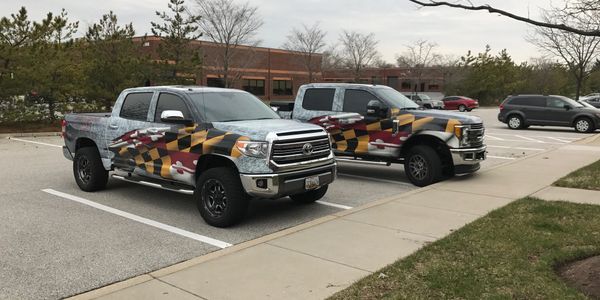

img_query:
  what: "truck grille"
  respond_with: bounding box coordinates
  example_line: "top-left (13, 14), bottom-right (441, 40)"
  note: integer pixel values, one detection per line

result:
top-left (465, 123), bottom-right (485, 147)
top-left (271, 135), bottom-right (331, 165)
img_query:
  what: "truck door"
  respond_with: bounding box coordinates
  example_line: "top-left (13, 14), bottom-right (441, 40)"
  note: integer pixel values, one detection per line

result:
top-left (104, 91), bottom-right (156, 170)
top-left (335, 89), bottom-right (396, 157)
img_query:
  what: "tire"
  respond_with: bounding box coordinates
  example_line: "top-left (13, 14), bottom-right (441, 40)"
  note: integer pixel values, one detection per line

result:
top-left (404, 145), bottom-right (442, 187)
top-left (195, 167), bottom-right (249, 228)
top-left (507, 114), bottom-right (524, 130)
top-left (458, 105), bottom-right (467, 112)
top-left (423, 104), bottom-right (432, 109)
top-left (574, 117), bottom-right (595, 133)
top-left (73, 146), bottom-right (108, 192)
top-left (290, 185), bottom-right (329, 204)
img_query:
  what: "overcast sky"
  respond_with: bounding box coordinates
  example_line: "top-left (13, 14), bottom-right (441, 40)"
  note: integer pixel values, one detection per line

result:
top-left (3, 0), bottom-right (560, 64)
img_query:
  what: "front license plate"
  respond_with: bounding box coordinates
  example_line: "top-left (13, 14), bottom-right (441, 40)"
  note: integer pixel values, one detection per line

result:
top-left (305, 176), bottom-right (320, 190)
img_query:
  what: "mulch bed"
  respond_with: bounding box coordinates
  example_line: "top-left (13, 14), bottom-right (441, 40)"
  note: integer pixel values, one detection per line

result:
top-left (559, 255), bottom-right (600, 299)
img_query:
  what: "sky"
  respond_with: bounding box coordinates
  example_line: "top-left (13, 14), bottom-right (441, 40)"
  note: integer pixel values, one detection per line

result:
top-left (2, 0), bottom-right (560, 64)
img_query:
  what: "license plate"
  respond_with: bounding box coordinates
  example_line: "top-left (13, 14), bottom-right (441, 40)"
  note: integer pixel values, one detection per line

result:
top-left (305, 176), bottom-right (320, 190)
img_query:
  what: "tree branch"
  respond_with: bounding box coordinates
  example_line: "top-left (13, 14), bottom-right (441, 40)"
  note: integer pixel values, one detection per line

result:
top-left (407, 0), bottom-right (600, 37)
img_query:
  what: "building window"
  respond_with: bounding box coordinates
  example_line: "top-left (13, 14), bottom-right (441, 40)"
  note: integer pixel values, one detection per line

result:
top-left (387, 76), bottom-right (399, 88)
top-left (401, 81), bottom-right (412, 90)
top-left (243, 79), bottom-right (265, 96)
top-left (273, 80), bottom-right (293, 95)
top-left (207, 77), bottom-right (225, 88)
top-left (142, 41), bottom-right (150, 47)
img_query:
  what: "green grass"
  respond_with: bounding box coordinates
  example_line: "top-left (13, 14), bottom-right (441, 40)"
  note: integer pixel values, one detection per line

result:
top-left (554, 159), bottom-right (600, 191)
top-left (330, 198), bottom-right (600, 300)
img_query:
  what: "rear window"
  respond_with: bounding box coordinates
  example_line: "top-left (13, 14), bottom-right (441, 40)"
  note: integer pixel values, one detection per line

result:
top-left (302, 88), bottom-right (336, 111)
top-left (508, 96), bottom-right (545, 107)
top-left (120, 92), bottom-right (153, 121)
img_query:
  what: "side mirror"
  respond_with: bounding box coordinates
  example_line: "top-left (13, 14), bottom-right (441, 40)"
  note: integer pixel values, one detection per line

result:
top-left (366, 100), bottom-right (386, 118)
top-left (564, 104), bottom-right (572, 110)
top-left (160, 110), bottom-right (193, 125)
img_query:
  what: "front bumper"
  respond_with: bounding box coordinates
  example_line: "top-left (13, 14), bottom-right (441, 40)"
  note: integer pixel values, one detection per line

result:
top-left (240, 163), bottom-right (337, 198)
top-left (450, 146), bottom-right (487, 174)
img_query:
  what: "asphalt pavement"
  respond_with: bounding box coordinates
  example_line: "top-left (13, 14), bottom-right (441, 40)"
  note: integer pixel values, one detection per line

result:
top-left (0, 107), bottom-right (592, 299)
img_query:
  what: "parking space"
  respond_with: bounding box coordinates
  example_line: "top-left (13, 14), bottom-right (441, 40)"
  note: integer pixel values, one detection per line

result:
top-left (0, 107), bottom-right (590, 299)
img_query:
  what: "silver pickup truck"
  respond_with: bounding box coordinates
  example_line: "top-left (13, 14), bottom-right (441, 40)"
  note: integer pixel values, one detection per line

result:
top-left (62, 86), bottom-right (336, 227)
top-left (273, 83), bottom-right (486, 187)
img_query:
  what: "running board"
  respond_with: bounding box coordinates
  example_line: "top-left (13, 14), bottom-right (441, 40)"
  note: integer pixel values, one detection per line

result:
top-left (335, 158), bottom-right (393, 166)
top-left (111, 175), bottom-right (195, 195)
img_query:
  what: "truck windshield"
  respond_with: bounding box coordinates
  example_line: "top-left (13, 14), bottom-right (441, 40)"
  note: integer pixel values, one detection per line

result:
top-left (190, 92), bottom-right (280, 122)
top-left (376, 88), bottom-right (420, 110)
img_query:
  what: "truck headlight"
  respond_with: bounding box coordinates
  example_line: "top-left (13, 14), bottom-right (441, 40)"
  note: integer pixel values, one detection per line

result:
top-left (236, 141), bottom-right (268, 158)
top-left (454, 125), bottom-right (470, 146)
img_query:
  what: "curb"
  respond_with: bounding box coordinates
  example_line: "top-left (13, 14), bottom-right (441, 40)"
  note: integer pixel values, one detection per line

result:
top-left (0, 131), bottom-right (61, 138)
top-left (66, 133), bottom-right (600, 299)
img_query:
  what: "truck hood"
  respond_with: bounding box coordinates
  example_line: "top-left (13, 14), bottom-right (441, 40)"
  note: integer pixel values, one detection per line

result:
top-left (395, 109), bottom-right (483, 125)
top-left (212, 119), bottom-right (325, 141)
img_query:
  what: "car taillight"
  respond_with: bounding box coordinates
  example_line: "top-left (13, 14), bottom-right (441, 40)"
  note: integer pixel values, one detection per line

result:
top-left (61, 119), bottom-right (67, 138)
top-left (499, 103), bottom-right (504, 110)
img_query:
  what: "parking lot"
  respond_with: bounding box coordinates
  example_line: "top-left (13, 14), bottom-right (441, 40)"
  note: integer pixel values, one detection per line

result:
top-left (0, 107), bottom-right (590, 299)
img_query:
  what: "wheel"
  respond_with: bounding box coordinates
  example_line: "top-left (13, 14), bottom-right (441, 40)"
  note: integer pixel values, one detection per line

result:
top-left (574, 117), bottom-right (595, 133)
top-left (507, 114), bottom-right (524, 130)
top-left (423, 104), bottom-right (432, 109)
top-left (458, 105), bottom-right (467, 112)
top-left (195, 167), bottom-right (249, 227)
top-left (73, 146), bottom-right (108, 192)
top-left (404, 145), bottom-right (442, 187)
top-left (290, 185), bottom-right (329, 204)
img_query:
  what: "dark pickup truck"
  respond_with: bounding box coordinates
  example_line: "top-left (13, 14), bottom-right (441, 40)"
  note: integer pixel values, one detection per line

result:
top-left (62, 86), bottom-right (336, 227)
top-left (273, 83), bottom-right (487, 186)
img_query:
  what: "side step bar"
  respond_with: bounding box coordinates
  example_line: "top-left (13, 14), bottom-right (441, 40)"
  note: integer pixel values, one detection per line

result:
top-left (111, 174), bottom-right (195, 195)
top-left (335, 158), bottom-right (394, 166)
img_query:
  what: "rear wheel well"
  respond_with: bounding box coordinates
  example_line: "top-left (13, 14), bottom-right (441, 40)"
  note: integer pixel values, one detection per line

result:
top-left (195, 155), bottom-right (239, 180)
top-left (76, 138), bottom-right (97, 151)
top-left (401, 135), bottom-right (453, 176)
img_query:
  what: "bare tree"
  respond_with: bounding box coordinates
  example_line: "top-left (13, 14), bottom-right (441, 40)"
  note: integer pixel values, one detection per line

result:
top-left (321, 44), bottom-right (345, 70)
top-left (339, 30), bottom-right (379, 82)
top-left (191, 0), bottom-right (263, 87)
top-left (282, 22), bottom-right (326, 83)
top-left (528, 9), bottom-right (600, 99)
top-left (407, 0), bottom-right (600, 37)
top-left (396, 39), bottom-right (440, 93)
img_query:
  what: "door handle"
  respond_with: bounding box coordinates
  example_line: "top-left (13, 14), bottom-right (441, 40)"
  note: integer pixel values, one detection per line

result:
top-left (109, 124), bottom-right (119, 129)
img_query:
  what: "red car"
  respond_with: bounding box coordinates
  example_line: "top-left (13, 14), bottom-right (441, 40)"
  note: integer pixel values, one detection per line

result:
top-left (442, 96), bottom-right (479, 112)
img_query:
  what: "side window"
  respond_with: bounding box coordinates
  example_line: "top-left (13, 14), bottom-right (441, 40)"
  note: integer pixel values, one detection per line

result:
top-left (547, 97), bottom-right (566, 108)
top-left (154, 93), bottom-right (192, 122)
top-left (302, 88), bottom-right (335, 111)
top-left (120, 92), bottom-right (153, 121)
top-left (509, 97), bottom-right (545, 107)
top-left (343, 89), bottom-right (380, 115)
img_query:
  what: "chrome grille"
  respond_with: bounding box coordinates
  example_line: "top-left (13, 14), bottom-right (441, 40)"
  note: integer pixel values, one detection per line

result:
top-left (465, 123), bottom-right (485, 147)
top-left (271, 135), bottom-right (331, 165)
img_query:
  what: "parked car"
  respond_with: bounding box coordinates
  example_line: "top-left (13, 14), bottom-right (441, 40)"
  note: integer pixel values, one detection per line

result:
top-left (276, 83), bottom-right (487, 187)
top-left (580, 96), bottom-right (600, 108)
top-left (498, 94), bottom-right (600, 133)
top-left (578, 99), bottom-right (600, 109)
top-left (403, 93), bottom-right (445, 109)
top-left (62, 86), bottom-right (336, 227)
top-left (441, 96), bottom-right (479, 112)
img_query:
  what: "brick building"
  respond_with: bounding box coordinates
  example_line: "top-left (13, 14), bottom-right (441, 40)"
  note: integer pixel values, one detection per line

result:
top-left (321, 67), bottom-right (445, 93)
top-left (136, 36), bottom-right (445, 101)
top-left (136, 36), bottom-right (322, 102)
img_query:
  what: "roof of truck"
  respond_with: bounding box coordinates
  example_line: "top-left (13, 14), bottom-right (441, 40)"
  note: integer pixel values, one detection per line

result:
top-left (123, 85), bottom-right (245, 93)
top-left (302, 83), bottom-right (387, 88)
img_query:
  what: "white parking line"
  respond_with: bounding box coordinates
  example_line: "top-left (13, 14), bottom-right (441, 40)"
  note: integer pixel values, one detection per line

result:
top-left (42, 189), bottom-right (232, 249)
top-left (515, 135), bottom-right (544, 143)
top-left (546, 137), bottom-right (572, 143)
top-left (316, 201), bottom-right (353, 210)
top-left (338, 173), bottom-right (415, 187)
top-left (485, 138), bottom-right (564, 145)
top-left (484, 135), bottom-right (505, 141)
top-left (487, 155), bottom-right (516, 160)
top-left (485, 132), bottom-right (580, 140)
top-left (8, 137), bottom-right (62, 148)
top-left (486, 145), bottom-right (545, 151)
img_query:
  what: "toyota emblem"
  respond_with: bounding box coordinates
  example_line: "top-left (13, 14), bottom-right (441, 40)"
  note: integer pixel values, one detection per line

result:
top-left (302, 143), bottom-right (314, 155)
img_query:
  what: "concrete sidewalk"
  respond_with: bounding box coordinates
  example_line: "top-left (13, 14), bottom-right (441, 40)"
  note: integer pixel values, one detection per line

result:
top-left (70, 134), bottom-right (600, 300)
